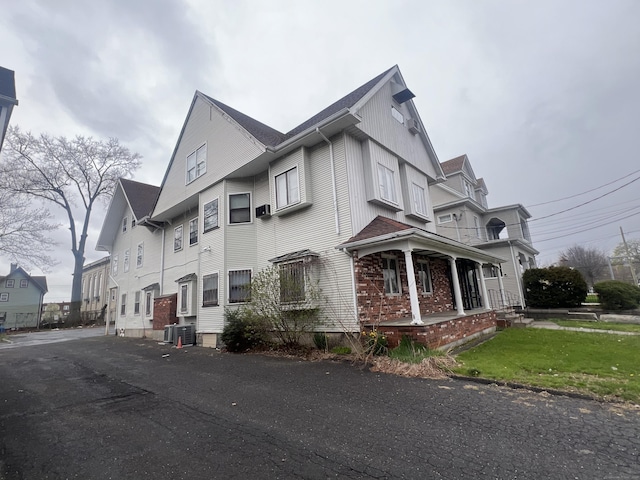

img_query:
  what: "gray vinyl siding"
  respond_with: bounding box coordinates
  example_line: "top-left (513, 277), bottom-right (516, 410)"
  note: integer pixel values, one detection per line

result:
top-left (481, 244), bottom-right (525, 306)
top-left (154, 95), bottom-right (264, 219)
top-left (430, 184), bottom-right (463, 206)
top-left (0, 272), bottom-right (43, 329)
top-left (354, 80), bottom-right (440, 181)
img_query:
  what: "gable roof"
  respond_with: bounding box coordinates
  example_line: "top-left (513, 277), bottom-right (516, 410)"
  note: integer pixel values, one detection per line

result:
top-left (343, 215), bottom-right (413, 244)
top-left (440, 155), bottom-right (466, 175)
top-left (120, 178), bottom-right (161, 220)
top-left (0, 265), bottom-right (48, 293)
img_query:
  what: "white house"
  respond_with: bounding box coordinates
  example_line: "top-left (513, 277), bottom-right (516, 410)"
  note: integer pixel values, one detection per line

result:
top-left (97, 66), bottom-right (507, 349)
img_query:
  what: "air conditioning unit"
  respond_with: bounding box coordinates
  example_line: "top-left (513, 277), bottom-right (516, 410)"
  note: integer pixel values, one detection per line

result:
top-left (175, 324), bottom-right (196, 345)
top-left (256, 204), bottom-right (271, 218)
top-left (163, 324), bottom-right (177, 343)
top-left (407, 118), bottom-right (421, 135)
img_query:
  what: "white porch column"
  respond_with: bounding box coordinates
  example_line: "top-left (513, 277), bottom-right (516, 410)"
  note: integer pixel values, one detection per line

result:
top-left (403, 249), bottom-right (423, 325)
top-left (476, 263), bottom-right (490, 309)
top-left (448, 256), bottom-right (466, 316)
top-left (496, 264), bottom-right (507, 307)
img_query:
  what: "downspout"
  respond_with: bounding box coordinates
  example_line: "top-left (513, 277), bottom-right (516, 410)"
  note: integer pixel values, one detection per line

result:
top-left (341, 248), bottom-right (359, 330)
top-left (159, 228), bottom-right (165, 294)
top-left (508, 241), bottom-right (525, 308)
top-left (316, 128), bottom-right (340, 235)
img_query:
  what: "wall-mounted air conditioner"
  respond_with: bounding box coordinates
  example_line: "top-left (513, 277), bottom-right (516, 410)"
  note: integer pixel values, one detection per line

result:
top-left (256, 204), bottom-right (271, 218)
top-left (407, 118), bottom-right (421, 135)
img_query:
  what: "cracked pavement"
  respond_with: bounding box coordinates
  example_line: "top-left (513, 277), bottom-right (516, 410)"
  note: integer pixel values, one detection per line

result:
top-left (1, 335), bottom-right (639, 479)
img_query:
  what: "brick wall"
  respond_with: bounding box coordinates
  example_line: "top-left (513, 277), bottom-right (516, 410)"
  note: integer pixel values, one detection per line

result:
top-left (152, 294), bottom-right (178, 331)
top-left (375, 310), bottom-right (497, 349)
top-left (354, 251), bottom-right (454, 324)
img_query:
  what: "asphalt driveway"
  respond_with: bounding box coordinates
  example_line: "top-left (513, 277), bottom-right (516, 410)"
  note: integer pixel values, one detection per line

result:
top-left (0, 334), bottom-right (638, 479)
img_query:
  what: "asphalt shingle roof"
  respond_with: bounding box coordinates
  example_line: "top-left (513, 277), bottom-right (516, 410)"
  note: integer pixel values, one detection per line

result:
top-left (120, 178), bottom-right (161, 219)
top-left (341, 215), bottom-right (413, 244)
top-left (440, 155), bottom-right (466, 175)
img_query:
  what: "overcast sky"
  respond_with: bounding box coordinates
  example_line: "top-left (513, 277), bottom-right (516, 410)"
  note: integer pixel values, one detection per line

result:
top-left (2, 0), bottom-right (639, 302)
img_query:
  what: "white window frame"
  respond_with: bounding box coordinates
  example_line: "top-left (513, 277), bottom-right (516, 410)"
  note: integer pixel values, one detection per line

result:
top-left (377, 164), bottom-right (397, 204)
top-left (122, 216), bottom-right (128, 233)
top-left (0, 293), bottom-right (8, 302)
top-left (136, 243), bottom-right (144, 268)
top-left (123, 249), bottom-right (130, 273)
top-left (20, 279), bottom-right (28, 288)
top-left (203, 198), bottom-right (219, 232)
top-left (417, 260), bottom-right (432, 294)
top-left (382, 255), bottom-right (400, 295)
top-left (174, 225), bottom-right (183, 252)
top-left (186, 143), bottom-right (207, 184)
top-left (411, 183), bottom-right (427, 216)
top-left (145, 291), bottom-right (153, 317)
top-left (189, 218), bottom-right (198, 246)
top-left (275, 167), bottom-right (300, 210)
top-left (112, 254), bottom-right (119, 276)
top-left (134, 291), bottom-right (141, 315)
top-left (391, 106), bottom-right (404, 124)
top-left (438, 214), bottom-right (452, 224)
top-left (180, 284), bottom-right (189, 313)
top-left (228, 269), bottom-right (252, 303)
top-left (464, 180), bottom-right (476, 200)
top-left (5, 279), bottom-right (14, 288)
top-left (120, 293), bottom-right (127, 316)
top-left (202, 272), bottom-right (219, 307)
top-left (228, 193), bottom-right (251, 225)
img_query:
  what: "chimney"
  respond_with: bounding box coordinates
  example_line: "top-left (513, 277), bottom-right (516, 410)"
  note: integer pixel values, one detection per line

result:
top-left (10, 263), bottom-right (17, 273)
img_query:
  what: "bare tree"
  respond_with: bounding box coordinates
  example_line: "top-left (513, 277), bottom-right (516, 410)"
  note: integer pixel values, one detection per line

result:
top-left (559, 244), bottom-right (608, 288)
top-left (612, 238), bottom-right (640, 283)
top-left (0, 189), bottom-right (59, 270)
top-left (0, 126), bottom-right (141, 320)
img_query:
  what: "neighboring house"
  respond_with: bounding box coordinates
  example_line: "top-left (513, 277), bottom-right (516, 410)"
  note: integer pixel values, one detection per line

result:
top-left (97, 65), bottom-right (507, 349)
top-left (41, 301), bottom-right (71, 325)
top-left (0, 263), bottom-right (47, 329)
top-left (80, 256), bottom-right (110, 323)
top-left (430, 154), bottom-right (539, 308)
top-left (0, 66), bottom-right (18, 151)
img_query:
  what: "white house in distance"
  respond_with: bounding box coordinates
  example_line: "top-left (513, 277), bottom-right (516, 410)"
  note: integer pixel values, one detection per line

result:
top-left (430, 155), bottom-right (539, 308)
top-left (97, 65), bottom-right (508, 349)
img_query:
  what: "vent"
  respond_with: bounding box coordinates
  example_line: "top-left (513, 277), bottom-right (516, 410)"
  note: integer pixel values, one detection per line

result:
top-left (175, 324), bottom-right (196, 345)
top-left (256, 204), bottom-right (271, 218)
top-left (407, 118), bottom-right (421, 135)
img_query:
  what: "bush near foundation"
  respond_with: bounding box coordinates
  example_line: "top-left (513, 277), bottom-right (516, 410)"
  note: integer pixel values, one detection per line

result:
top-left (523, 266), bottom-right (588, 308)
top-left (593, 281), bottom-right (640, 310)
top-left (221, 308), bottom-right (266, 352)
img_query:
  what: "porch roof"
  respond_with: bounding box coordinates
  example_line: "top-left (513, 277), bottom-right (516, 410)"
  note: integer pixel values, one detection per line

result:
top-left (337, 216), bottom-right (505, 264)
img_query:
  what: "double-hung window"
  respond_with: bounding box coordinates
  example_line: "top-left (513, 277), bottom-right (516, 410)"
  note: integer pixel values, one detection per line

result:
top-left (382, 256), bottom-right (400, 295)
top-left (417, 261), bottom-right (432, 294)
top-left (5, 279), bottom-right (14, 288)
top-left (120, 294), bottom-right (127, 315)
top-left (186, 144), bottom-right (207, 184)
top-left (202, 273), bottom-right (219, 307)
top-left (279, 261), bottom-right (305, 303)
top-left (275, 167), bottom-right (300, 209)
top-left (189, 218), bottom-right (198, 246)
top-left (123, 249), bottom-right (130, 273)
top-left (145, 291), bottom-right (153, 317)
top-left (0, 293), bottom-right (8, 302)
top-left (180, 284), bottom-right (189, 313)
top-left (377, 164), bottom-right (397, 203)
top-left (203, 199), bottom-right (219, 232)
top-left (134, 291), bottom-right (141, 315)
top-left (229, 193), bottom-right (251, 224)
top-left (174, 225), bottom-right (183, 252)
top-left (136, 243), bottom-right (144, 268)
top-left (112, 255), bottom-right (119, 276)
top-left (411, 183), bottom-right (427, 216)
top-left (229, 269), bottom-right (251, 303)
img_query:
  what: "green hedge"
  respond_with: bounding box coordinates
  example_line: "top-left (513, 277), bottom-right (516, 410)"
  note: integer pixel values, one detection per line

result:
top-left (593, 281), bottom-right (640, 310)
top-left (523, 266), bottom-right (588, 308)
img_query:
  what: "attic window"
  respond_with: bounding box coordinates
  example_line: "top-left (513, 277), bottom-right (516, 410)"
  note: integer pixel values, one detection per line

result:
top-left (186, 144), bottom-right (207, 184)
top-left (391, 106), bottom-right (404, 124)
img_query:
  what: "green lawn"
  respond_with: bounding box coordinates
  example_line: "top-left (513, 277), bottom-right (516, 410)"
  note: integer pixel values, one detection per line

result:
top-left (454, 328), bottom-right (640, 403)
top-left (552, 319), bottom-right (640, 333)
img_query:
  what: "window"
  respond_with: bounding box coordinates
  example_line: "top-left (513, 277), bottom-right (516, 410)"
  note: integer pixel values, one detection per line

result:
top-left (202, 273), bottom-right (219, 306)
top-left (474, 216), bottom-right (481, 238)
top-left (134, 291), bottom-right (141, 315)
top-left (229, 193), bottom-right (251, 224)
top-left (123, 249), bottom-right (130, 273)
top-left (145, 291), bottom-right (152, 317)
top-left (19, 279), bottom-right (28, 288)
top-left (438, 214), bottom-right (452, 224)
top-left (275, 167), bottom-right (300, 209)
top-left (382, 256), bottom-right (400, 295)
top-left (0, 312), bottom-right (5, 324)
top-left (5, 279), bottom-right (14, 288)
top-left (112, 255), bottom-right (119, 276)
top-left (229, 269), bottom-right (251, 303)
top-left (136, 243), bottom-right (144, 268)
top-left (391, 106), bottom-right (404, 124)
top-left (186, 143), bottom-right (207, 184)
top-left (189, 218), bottom-right (198, 246)
top-left (0, 293), bottom-right (8, 302)
top-left (122, 216), bottom-right (128, 233)
top-left (131, 218), bottom-right (136, 228)
top-left (417, 261), bottom-right (432, 294)
top-left (377, 164), bottom-right (397, 203)
top-left (180, 284), bottom-right (188, 313)
top-left (120, 293), bottom-right (127, 315)
top-left (111, 290), bottom-right (116, 301)
top-left (464, 181), bottom-right (476, 200)
top-left (174, 225), bottom-right (183, 252)
top-left (483, 265), bottom-right (499, 278)
top-left (280, 261), bottom-right (305, 302)
top-left (411, 183), bottom-right (427, 216)
top-left (203, 199), bottom-right (219, 232)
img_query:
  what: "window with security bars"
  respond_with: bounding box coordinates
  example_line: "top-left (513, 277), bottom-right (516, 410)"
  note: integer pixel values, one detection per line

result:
top-left (202, 273), bottom-right (218, 306)
top-left (229, 269), bottom-right (251, 303)
top-left (279, 261), bottom-right (305, 303)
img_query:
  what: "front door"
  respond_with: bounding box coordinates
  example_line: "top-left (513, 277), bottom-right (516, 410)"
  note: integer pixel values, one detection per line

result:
top-left (452, 260), bottom-right (482, 310)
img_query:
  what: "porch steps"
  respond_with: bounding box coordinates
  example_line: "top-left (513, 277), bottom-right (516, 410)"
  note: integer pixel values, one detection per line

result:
top-left (512, 317), bottom-right (535, 329)
top-left (495, 308), bottom-right (534, 329)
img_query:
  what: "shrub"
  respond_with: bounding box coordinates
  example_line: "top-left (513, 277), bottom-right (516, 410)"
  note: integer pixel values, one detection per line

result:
top-left (523, 266), bottom-right (588, 308)
top-left (221, 308), bottom-right (266, 352)
top-left (362, 330), bottom-right (388, 356)
top-left (330, 346), bottom-right (351, 355)
top-left (313, 332), bottom-right (328, 350)
top-left (594, 281), bottom-right (640, 310)
top-left (389, 335), bottom-right (444, 364)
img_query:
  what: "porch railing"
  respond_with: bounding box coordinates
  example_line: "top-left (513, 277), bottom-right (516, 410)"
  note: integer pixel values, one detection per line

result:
top-left (487, 289), bottom-right (521, 311)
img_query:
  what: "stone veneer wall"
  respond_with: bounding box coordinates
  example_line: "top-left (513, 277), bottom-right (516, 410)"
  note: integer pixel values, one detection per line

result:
top-left (354, 251), bottom-right (454, 324)
top-left (153, 294), bottom-right (178, 331)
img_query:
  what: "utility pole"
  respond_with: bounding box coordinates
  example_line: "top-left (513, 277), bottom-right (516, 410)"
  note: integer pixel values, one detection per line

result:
top-left (620, 227), bottom-right (638, 285)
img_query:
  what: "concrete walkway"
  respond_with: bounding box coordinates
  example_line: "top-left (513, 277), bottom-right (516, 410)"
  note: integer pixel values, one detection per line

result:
top-left (530, 320), bottom-right (640, 336)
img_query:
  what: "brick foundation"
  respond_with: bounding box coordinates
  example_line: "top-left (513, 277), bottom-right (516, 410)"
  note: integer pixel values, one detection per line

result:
top-left (152, 294), bottom-right (178, 330)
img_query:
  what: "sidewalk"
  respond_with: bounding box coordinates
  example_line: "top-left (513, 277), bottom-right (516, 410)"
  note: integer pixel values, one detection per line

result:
top-left (529, 320), bottom-right (640, 336)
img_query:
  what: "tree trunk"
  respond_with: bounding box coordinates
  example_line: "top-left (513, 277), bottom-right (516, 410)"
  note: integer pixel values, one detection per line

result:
top-left (69, 250), bottom-right (85, 325)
